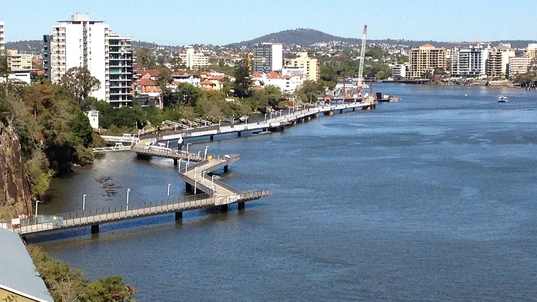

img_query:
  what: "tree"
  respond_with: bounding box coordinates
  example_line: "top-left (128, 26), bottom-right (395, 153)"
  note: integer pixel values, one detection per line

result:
top-left (232, 60), bottom-right (252, 98)
top-left (27, 246), bottom-right (138, 302)
top-left (134, 47), bottom-right (156, 69)
top-left (264, 85), bottom-right (284, 107)
top-left (295, 80), bottom-right (324, 103)
top-left (60, 67), bottom-right (100, 108)
top-left (175, 83), bottom-right (203, 107)
top-left (169, 57), bottom-right (186, 71)
top-left (320, 65), bottom-right (338, 90)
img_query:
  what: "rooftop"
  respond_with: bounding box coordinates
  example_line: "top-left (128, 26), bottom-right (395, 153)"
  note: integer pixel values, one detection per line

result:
top-left (0, 228), bottom-right (53, 302)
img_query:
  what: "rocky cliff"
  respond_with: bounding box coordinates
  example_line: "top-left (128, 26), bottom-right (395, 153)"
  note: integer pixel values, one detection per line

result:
top-left (0, 120), bottom-right (32, 219)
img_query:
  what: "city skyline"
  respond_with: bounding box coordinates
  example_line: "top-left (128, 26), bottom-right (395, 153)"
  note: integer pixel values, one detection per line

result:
top-left (1, 0), bottom-right (537, 46)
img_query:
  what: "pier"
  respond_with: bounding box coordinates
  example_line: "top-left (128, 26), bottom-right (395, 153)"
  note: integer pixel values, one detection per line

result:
top-left (152, 99), bottom-right (377, 143)
top-left (12, 153), bottom-right (270, 235)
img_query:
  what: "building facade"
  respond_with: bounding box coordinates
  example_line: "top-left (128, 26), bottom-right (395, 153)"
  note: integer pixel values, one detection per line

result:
top-left (108, 33), bottom-right (133, 105)
top-left (179, 47), bottom-right (209, 70)
top-left (252, 43), bottom-right (283, 73)
top-left (408, 44), bottom-right (446, 78)
top-left (450, 45), bottom-right (489, 77)
top-left (284, 52), bottom-right (319, 81)
top-left (508, 57), bottom-right (530, 78)
top-left (391, 63), bottom-right (407, 79)
top-left (6, 50), bottom-right (33, 70)
top-left (486, 43), bottom-right (515, 78)
top-left (43, 13), bottom-right (133, 107)
top-left (0, 21), bottom-right (4, 53)
top-left (524, 43), bottom-right (537, 59)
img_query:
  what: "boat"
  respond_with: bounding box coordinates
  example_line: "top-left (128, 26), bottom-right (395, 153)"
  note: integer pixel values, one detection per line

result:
top-left (376, 92), bottom-right (400, 102)
top-left (498, 96), bottom-right (508, 103)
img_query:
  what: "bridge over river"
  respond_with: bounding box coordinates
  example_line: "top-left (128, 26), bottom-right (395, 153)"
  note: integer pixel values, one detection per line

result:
top-left (12, 153), bottom-right (271, 235)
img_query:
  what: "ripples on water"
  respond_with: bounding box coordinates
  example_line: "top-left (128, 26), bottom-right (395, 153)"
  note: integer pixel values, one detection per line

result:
top-left (35, 84), bottom-right (537, 301)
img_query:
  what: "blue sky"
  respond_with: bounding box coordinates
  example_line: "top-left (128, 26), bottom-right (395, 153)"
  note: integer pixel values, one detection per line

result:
top-left (2, 0), bottom-right (536, 45)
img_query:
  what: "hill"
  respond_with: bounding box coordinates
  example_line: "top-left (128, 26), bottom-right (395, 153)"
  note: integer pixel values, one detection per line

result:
top-left (227, 28), bottom-right (361, 47)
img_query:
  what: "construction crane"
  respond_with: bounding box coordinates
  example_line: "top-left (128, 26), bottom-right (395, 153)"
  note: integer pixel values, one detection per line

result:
top-left (357, 25), bottom-right (367, 88)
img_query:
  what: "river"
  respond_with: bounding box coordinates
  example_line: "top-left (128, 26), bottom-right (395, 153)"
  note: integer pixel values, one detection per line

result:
top-left (34, 84), bottom-right (537, 301)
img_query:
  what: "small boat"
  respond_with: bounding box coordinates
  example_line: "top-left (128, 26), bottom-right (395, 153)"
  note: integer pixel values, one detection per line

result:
top-left (239, 115), bottom-right (249, 123)
top-left (498, 96), bottom-right (508, 103)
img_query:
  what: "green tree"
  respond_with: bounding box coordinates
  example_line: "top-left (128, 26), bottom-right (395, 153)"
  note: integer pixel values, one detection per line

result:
top-left (264, 85), bottom-right (284, 107)
top-left (295, 80), bottom-right (324, 103)
top-left (168, 57), bottom-right (185, 70)
top-left (232, 60), bottom-right (252, 98)
top-left (28, 246), bottom-right (138, 302)
top-left (175, 83), bottom-right (203, 107)
top-left (134, 47), bottom-right (156, 69)
top-left (72, 110), bottom-right (93, 148)
top-left (60, 67), bottom-right (101, 108)
top-left (320, 65), bottom-right (338, 89)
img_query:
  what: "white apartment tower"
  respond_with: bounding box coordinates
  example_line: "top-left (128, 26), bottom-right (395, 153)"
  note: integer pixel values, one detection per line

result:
top-left (44, 13), bottom-right (133, 107)
top-left (0, 21), bottom-right (5, 53)
top-left (450, 45), bottom-right (489, 77)
top-left (252, 43), bottom-right (283, 73)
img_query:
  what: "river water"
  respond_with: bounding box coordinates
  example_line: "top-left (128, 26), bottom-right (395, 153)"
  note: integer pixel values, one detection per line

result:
top-left (34, 84), bottom-right (537, 301)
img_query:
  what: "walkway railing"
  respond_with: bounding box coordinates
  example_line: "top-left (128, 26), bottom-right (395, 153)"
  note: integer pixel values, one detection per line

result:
top-left (13, 190), bottom-right (271, 235)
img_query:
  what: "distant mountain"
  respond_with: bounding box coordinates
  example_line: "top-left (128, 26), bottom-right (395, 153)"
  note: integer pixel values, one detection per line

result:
top-left (227, 28), bottom-right (362, 47)
top-left (227, 28), bottom-right (537, 49)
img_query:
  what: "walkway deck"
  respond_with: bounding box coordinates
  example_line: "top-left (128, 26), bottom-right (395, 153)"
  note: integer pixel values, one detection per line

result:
top-left (158, 100), bottom-right (376, 142)
top-left (13, 190), bottom-right (270, 235)
top-left (12, 153), bottom-right (270, 235)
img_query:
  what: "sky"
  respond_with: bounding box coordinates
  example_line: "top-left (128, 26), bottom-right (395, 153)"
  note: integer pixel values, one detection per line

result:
top-left (1, 0), bottom-right (536, 46)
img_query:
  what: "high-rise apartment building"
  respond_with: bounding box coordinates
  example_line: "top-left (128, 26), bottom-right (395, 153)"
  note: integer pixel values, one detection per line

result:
top-left (0, 21), bottom-right (5, 53)
top-left (179, 47), bottom-right (209, 70)
top-left (252, 43), bottom-right (283, 73)
top-left (108, 33), bottom-right (133, 104)
top-left (408, 44), bottom-right (446, 78)
top-left (450, 45), bottom-right (489, 77)
top-left (284, 52), bottom-right (320, 81)
top-left (486, 43), bottom-right (515, 78)
top-left (43, 13), bottom-right (133, 107)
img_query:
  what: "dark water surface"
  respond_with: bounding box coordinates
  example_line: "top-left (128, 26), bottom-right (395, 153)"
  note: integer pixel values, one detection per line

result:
top-left (35, 84), bottom-right (537, 301)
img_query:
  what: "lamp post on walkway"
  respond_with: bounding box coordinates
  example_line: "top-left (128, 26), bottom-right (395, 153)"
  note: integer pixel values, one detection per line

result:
top-left (35, 200), bottom-right (41, 217)
top-left (167, 184), bottom-right (171, 197)
top-left (194, 180), bottom-right (198, 194)
top-left (186, 143), bottom-right (192, 154)
top-left (83, 194), bottom-right (87, 211)
top-left (126, 189), bottom-right (131, 211)
top-left (211, 175), bottom-right (216, 191)
top-left (204, 146), bottom-right (209, 159)
top-left (202, 171), bottom-right (207, 184)
top-left (197, 151), bottom-right (201, 159)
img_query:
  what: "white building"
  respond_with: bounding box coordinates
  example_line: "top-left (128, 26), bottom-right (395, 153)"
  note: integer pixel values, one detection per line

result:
top-left (179, 47), bottom-right (209, 70)
top-left (252, 43), bottom-right (283, 73)
top-left (486, 43), bottom-right (515, 77)
top-left (391, 63), bottom-right (407, 79)
top-left (0, 21), bottom-right (4, 53)
top-left (44, 13), bottom-right (133, 107)
top-left (252, 71), bottom-right (303, 94)
top-left (509, 57), bottom-right (530, 78)
top-left (451, 45), bottom-right (489, 77)
top-left (86, 109), bottom-right (99, 129)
